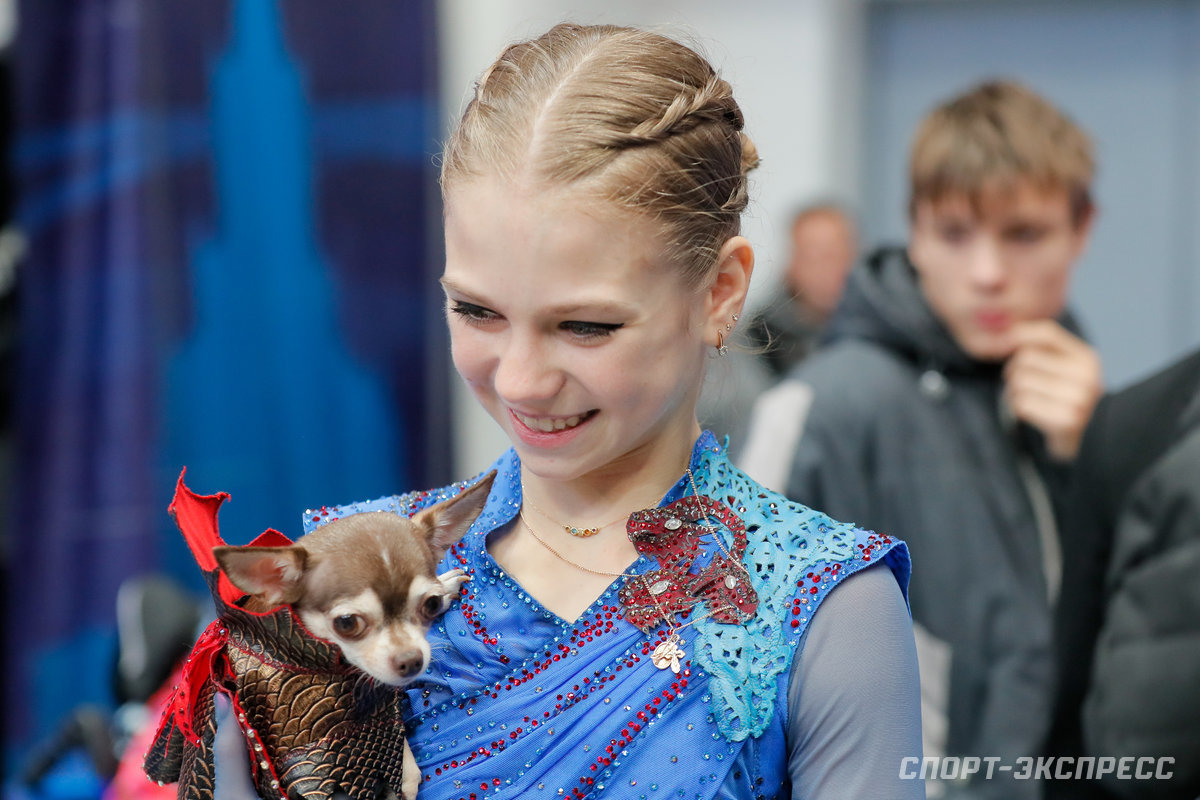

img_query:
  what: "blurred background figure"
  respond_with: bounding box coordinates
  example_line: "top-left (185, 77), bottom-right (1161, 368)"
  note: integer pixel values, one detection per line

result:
top-left (699, 202), bottom-right (856, 446)
top-left (740, 80), bottom-right (1103, 799)
top-left (743, 202), bottom-right (857, 377)
top-left (1046, 346), bottom-right (1200, 800)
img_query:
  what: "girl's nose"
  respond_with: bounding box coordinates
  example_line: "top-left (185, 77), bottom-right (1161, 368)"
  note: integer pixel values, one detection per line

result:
top-left (493, 332), bottom-right (564, 404)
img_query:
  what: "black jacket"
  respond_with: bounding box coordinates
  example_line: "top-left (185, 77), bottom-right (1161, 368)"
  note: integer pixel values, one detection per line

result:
top-left (1047, 347), bottom-right (1200, 800)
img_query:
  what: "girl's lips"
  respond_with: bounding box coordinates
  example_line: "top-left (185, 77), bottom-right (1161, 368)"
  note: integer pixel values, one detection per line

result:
top-left (511, 410), bottom-right (592, 432)
top-left (508, 409), bottom-right (597, 447)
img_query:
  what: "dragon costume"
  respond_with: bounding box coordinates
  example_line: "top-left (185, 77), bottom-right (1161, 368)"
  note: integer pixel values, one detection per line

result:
top-left (143, 472), bottom-right (412, 800)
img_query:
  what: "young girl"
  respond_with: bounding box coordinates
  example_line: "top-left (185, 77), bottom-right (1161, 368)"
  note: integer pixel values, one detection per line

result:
top-left (222, 21), bottom-right (922, 800)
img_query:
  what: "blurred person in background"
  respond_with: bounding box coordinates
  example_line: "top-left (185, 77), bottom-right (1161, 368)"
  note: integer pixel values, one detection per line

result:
top-left (744, 202), bottom-right (858, 377)
top-left (1046, 346), bottom-right (1200, 800)
top-left (739, 80), bottom-right (1103, 799)
top-left (699, 202), bottom-right (856, 445)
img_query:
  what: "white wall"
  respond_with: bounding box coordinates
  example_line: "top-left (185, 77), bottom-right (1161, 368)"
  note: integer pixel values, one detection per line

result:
top-left (436, 0), bottom-right (865, 475)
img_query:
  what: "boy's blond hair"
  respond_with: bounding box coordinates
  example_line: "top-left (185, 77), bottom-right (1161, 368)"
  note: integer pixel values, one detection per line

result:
top-left (909, 80), bottom-right (1094, 225)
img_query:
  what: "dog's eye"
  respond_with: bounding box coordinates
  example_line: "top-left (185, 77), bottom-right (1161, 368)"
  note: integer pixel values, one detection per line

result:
top-left (420, 595), bottom-right (445, 620)
top-left (332, 614), bottom-right (367, 639)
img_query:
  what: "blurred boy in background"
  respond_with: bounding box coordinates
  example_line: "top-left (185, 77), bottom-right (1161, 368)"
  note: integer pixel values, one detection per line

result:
top-left (740, 80), bottom-right (1103, 799)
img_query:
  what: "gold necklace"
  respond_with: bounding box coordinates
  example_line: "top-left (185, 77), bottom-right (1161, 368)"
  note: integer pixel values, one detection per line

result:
top-left (518, 500), bottom-right (733, 673)
top-left (518, 508), bottom-right (635, 578)
top-left (520, 482), bottom-right (632, 538)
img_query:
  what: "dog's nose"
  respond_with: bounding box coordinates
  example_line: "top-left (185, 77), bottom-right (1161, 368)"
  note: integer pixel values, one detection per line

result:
top-left (392, 649), bottom-right (425, 677)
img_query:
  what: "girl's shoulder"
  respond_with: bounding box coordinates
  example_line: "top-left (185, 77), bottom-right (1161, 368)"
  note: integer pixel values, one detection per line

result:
top-left (301, 450), bottom-right (521, 537)
top-left (694, 449), bottom-right (912, 741)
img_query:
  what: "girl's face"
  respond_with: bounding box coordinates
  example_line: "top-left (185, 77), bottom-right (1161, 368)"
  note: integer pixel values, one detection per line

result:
top-left (441, 176), bottom-right (711, 485)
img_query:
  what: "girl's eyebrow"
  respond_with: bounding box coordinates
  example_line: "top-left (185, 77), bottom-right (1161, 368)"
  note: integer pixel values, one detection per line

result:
top-left (439, 277), bottom-right (489, 306)
top-left (438, 276), bottom-right (471, 295)
top-left (440, 277), bottom-right (635, 317)
top-left (543, 300), bottom-right (636, 317)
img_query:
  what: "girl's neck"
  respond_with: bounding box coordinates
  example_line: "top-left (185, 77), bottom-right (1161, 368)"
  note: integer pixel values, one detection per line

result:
top-left (522, 421), bottom-right (702, 526)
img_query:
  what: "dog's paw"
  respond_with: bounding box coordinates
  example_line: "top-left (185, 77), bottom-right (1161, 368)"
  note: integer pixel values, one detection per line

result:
top-left (437, 568), bottom-right (471, 595)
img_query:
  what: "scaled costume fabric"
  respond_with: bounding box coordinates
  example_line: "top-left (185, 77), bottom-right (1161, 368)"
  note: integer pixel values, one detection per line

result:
top-left (143, 473), bottom-right (410, 800)
top-left (306, 432), bottom-right (910, 799)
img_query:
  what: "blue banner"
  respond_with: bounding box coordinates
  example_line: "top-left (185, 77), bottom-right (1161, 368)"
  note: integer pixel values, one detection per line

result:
top-left (6, 0), bottom-right (444, 790)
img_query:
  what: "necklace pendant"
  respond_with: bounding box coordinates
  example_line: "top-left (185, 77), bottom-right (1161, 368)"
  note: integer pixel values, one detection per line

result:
top-left (651, 634), bottom-right (685, 673)
top-left (566, 525), bottom-right (600, 538)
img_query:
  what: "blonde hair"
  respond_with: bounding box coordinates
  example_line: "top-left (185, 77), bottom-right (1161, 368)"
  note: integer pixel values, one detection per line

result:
top-left (909, 80), bottom-right (1094, 225)
top-left (441, 23), bottom-right (760, 287)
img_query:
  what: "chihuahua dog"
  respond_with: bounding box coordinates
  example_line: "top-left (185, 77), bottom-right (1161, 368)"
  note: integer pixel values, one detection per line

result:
top-left (210, 471), bottom-right (494, 799)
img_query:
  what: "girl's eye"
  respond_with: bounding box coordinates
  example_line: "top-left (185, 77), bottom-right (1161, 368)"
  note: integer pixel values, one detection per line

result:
top-left (449, 300), bottom-right (499, 323)
top-left (560, 320), bottom-right (624, 339)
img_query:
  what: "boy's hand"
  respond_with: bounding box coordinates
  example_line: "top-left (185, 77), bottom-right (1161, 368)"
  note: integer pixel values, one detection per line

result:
top-left (1003, 319), bottom-right (1103, 461)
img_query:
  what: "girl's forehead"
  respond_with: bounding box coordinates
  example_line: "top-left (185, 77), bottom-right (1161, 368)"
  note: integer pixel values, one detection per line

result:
top-left (445, 173), bottom-right (631, 227)
top-left (444, 179), bottom-right (683, 283)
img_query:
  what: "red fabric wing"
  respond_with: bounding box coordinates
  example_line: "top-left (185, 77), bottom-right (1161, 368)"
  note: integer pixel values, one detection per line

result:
top-left (169, 468), bottom-right (294, 607)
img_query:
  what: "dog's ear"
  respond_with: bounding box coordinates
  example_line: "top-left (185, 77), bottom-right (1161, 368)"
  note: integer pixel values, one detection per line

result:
top-left (213, 545), bottom-right (308, 606)
top-left (413, 470), bottom-right (496, 554)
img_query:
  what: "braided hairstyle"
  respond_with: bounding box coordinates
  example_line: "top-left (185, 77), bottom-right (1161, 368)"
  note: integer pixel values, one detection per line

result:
top-left (441, 23), bottom-right (760, 287)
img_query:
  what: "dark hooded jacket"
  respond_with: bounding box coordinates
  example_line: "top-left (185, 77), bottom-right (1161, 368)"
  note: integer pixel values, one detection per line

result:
top-left (738, 246), bottom-right (1073, 800)
top-left (1047, 347), bottom-right (1200, 800)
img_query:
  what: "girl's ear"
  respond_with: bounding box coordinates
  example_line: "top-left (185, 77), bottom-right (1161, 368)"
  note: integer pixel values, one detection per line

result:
top-left (703, 235), bottom-right (755, 348)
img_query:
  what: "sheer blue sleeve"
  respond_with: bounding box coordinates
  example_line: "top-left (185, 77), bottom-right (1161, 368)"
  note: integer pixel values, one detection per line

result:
top-left (787, 564), bottom-right (925, 799)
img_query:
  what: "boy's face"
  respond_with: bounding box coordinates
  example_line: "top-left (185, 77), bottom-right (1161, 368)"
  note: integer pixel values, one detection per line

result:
top-left (908, 181), bottom-right (1092, 362)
